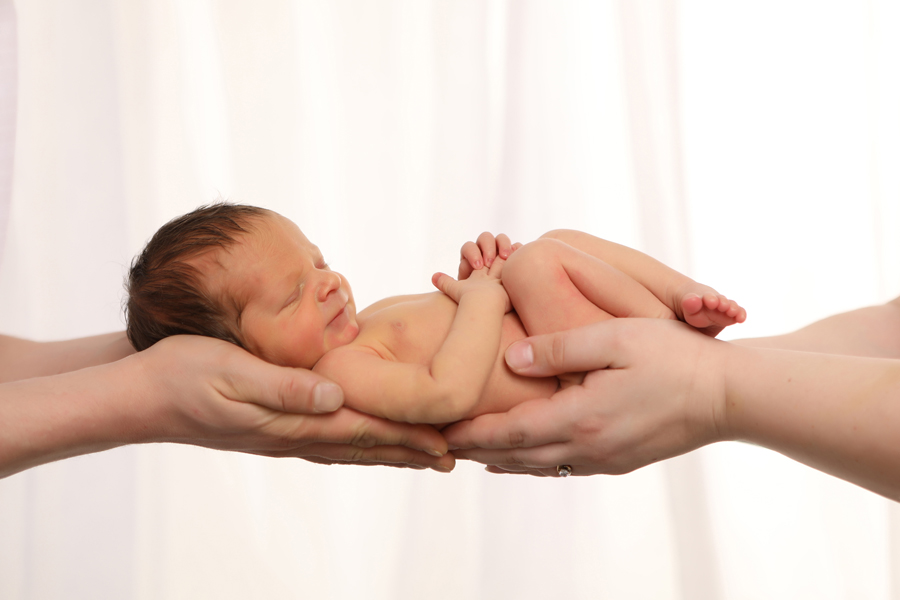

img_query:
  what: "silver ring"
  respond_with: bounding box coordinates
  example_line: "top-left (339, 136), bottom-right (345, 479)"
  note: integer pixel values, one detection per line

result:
top-left (556, 464), bottom-right (573, 477)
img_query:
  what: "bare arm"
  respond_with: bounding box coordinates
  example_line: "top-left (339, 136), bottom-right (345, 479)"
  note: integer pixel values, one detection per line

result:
top-left (0, 331), bottom-right (135, 383)
top-left (0, 335), bottom-right (454, 478)
top-left (733, 296), bottom-right (900, 358)
top-left (315, 263), bottom-right (510, 424)
top-left (723, 340), bottom-right (900, 500)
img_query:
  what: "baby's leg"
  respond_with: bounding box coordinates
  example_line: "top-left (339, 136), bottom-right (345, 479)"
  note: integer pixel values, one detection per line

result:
top-left (501, 238), bottom-right (676, 338)
top-left (540, 230), bottom-right (746, 336)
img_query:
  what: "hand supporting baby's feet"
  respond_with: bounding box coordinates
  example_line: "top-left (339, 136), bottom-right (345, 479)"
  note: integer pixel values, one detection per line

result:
top-left (680, 289), bottom-right (746, 337)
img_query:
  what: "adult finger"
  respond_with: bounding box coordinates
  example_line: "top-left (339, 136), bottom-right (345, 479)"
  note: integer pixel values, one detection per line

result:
top-left (453, 441), bottom-right (571, 468)
top-left (485, 465), bottom-right (560, 477)
top-left (503, 320), bottom-right (631, 377)
top-left (278, 408), bottom-right (449, 457)
top-left (442, 395), bottom-right (576, 450)
top-left (292, 444), bottom-right (455, 472)
top-left (476, 231), bottom-right (498, 266)
top-left (218, 348), bottom-right (346, 414)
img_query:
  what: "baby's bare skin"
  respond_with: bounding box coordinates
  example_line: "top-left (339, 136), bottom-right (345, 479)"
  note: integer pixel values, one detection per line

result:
top-left (320, 292), bottom-right (558, 424)
top-left (202, 214), bottom-right (744, 426)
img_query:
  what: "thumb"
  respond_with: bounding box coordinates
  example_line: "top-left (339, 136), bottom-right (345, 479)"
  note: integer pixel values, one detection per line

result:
top-left (432, 271), bottom-right (462, 302)
top-left (225, 351), bottom-right (344, 414)
top-left (505, 321), bottom-right (623, 376)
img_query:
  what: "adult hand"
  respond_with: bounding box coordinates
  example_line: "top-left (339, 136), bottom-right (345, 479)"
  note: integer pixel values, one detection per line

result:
top-left (135, 336), bottom-right (454, 470)
top-left (442, 319), bottom-right (727, 476)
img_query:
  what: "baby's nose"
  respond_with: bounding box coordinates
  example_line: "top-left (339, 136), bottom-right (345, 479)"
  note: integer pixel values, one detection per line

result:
top-left (316, 270), bottom-right (341, 301)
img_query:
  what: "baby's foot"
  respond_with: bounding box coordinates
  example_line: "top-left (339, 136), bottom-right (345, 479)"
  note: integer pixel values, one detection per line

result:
top-left (680, 290), bottom-right (746, 337)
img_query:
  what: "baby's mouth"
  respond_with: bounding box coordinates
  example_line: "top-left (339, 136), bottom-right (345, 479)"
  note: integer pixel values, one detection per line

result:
top-left (328, 299), bottom-right (350, 327)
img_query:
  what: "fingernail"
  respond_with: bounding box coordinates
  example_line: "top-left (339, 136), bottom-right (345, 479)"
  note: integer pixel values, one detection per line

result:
top-left (313, 382), bottom-right (343, 413)
top-left (431, 464), bottom-right (452, 473)
top-left (426, 448), bottom-right (444, 457)
top-left (475, 260), bottom-right (482, 269)
top-left (506, 342), bottom-right (534, 371)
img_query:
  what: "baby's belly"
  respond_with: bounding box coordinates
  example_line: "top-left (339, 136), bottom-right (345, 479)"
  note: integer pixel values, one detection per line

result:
top-left (463, 312), bottom-right (560, 420)
top-left (360, 293), bottom-right (559, 421)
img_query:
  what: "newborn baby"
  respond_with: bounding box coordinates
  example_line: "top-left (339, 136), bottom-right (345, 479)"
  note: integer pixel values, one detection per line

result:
top-left (126, 204), bottom-right (744, 424)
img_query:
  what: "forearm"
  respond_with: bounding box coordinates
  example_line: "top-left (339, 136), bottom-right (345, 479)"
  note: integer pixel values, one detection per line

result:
top-left (0, 356), bottom-right (154, 478)
top-left (426, 294), bottom-right (507, 420)
top-left (0, 332), bottom-right (136, 383)
top-left (733, 298), bottom-right (900, 358)
top-left (723, 343), bottom-right (900, 500)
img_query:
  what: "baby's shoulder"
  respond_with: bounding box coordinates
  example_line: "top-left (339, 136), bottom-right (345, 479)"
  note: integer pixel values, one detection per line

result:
top-left (358, 292), bottom-right (444, 319)
top-left (359, 293), bottom-right (425, 315)
top-left (313, 343), bottom-right (386, 380)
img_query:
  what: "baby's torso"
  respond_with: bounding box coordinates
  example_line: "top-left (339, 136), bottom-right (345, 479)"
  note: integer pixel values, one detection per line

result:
top-left (348, 292), bottom-right (558, 419)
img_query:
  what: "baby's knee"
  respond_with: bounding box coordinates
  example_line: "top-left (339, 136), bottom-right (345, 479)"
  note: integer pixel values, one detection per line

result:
top-left (503, 237), bottom-right (568, 292)
top-left (539, 229), bottom-right (579, 244)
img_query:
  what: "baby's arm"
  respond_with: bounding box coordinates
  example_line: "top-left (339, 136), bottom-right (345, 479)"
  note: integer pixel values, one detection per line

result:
top-left (540, 230), bottom-right (745, 337)
top-left (314, 262), bottom-right (510, 424)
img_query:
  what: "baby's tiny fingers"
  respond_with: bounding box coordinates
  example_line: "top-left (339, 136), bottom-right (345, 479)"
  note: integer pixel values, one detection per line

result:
top-left (432, 271), bottom-right (462, 302)
top-left (496, 233), bottom-right (513, 258)
top-left (476, 231), bottom-right (498, 266)
top-left (460, 241), bottom-right (483, 270)
top-left (488, 256), bottom-right (506, 277)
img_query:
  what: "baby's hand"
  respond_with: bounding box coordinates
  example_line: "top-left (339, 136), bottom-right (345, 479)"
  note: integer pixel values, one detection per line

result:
top-left (434, 258), bottom-right (512, 313)
top-left (458, 232), bottom-right (523, 280)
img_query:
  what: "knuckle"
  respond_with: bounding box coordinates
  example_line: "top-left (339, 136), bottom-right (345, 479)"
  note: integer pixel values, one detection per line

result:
top-left (507, 429), bottom-right (528, 448)
top-left (278, 372), bottom-right (305, 412)
top-left (350, 423), bottom-right (377, 448)
top-left (550, 334), bottom-right (567, 369)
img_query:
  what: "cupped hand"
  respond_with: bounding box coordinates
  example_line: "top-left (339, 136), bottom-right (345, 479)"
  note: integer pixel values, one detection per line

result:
top-left (134, 336), bottom-right (454, 471)
top-left (458, 232), bottom-right (523, 280)
top-left (442, 319), bottom-right (728, 476)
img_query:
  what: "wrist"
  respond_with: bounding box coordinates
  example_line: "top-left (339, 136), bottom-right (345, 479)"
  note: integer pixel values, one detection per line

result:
top-left (701, 339), bottom-right (735, 444)
top-left (720, 342), bottom-right (773, 444)
top-left (459, 288), bottom-right (509, 311)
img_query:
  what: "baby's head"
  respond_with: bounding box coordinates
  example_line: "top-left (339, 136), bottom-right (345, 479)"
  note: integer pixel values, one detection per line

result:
top-left (126, 203), bottom-right (359, 368)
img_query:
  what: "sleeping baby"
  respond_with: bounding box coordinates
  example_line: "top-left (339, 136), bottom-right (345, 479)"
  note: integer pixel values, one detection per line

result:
top-left (126, 204), bottom-right (744, 424)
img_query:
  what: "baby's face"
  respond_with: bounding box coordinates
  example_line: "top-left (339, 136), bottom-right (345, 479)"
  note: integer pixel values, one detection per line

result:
top-left (202, 214), bottom-right (359, 368)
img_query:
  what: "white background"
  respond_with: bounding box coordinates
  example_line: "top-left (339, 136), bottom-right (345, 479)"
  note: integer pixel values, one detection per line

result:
top-left (1, 1), bottom-right (899, 598)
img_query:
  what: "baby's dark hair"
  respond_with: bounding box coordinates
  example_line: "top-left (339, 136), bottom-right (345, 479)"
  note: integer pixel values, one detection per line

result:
top-left (125, 203), bottom-right (270, 351)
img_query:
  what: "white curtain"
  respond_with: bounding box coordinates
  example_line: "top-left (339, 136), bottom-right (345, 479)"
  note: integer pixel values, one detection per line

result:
top-left (1, 1), bottom-right (899, 598)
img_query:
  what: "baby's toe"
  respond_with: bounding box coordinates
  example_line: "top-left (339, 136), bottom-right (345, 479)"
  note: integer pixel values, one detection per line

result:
top-left (702, 293), bottom-right (721, 310)
top-left (682, 293), bottom-right (704, 315)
